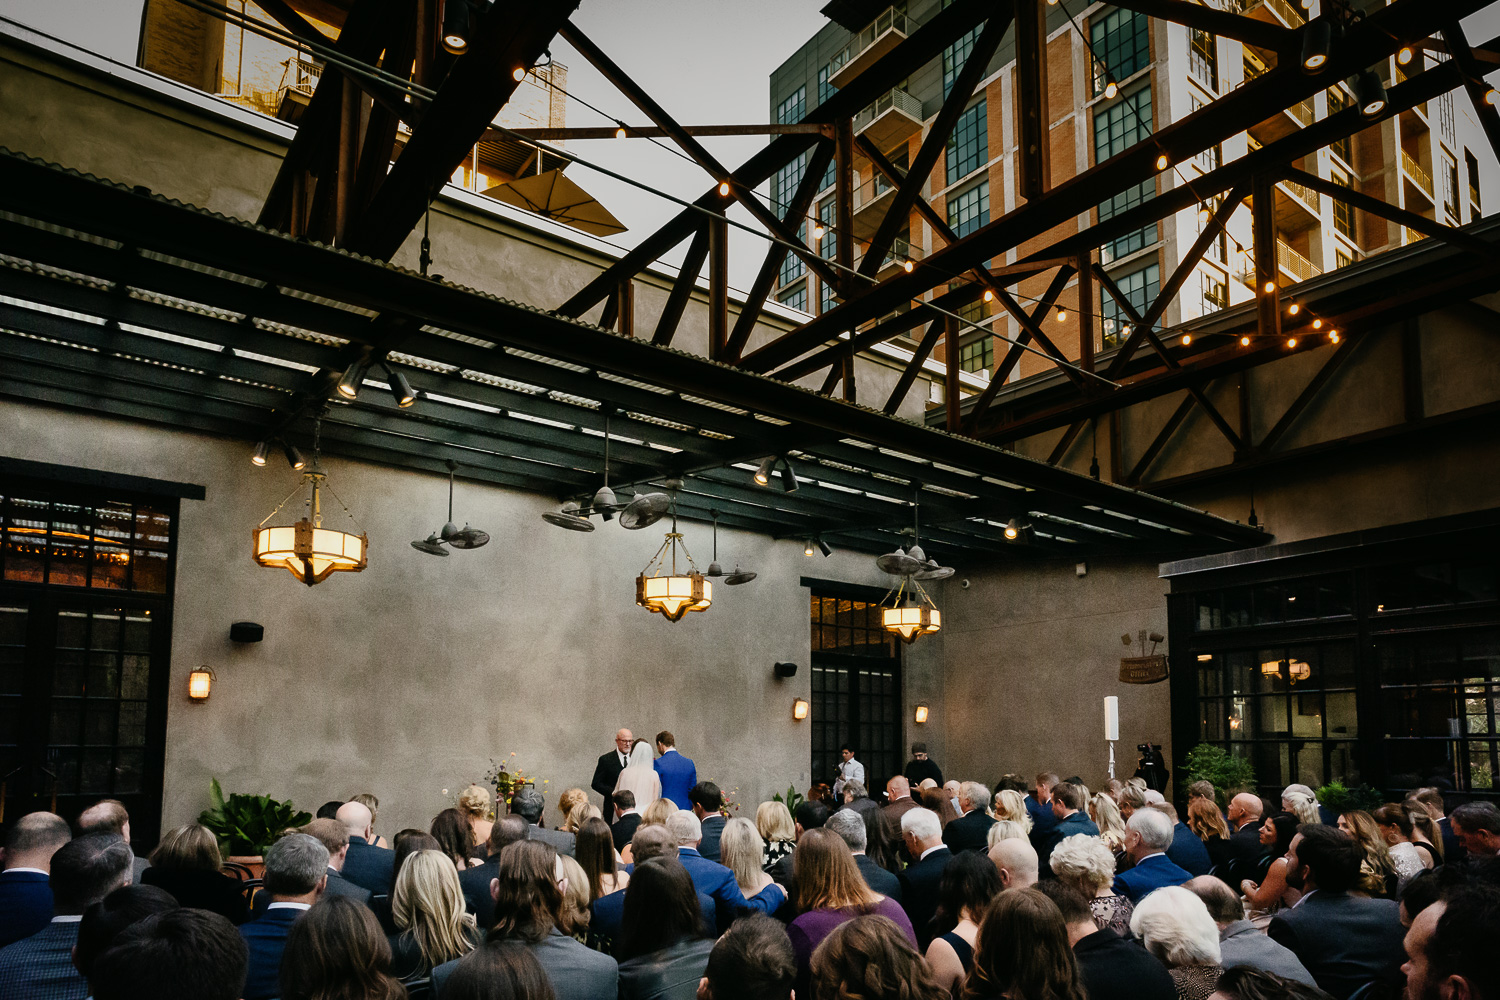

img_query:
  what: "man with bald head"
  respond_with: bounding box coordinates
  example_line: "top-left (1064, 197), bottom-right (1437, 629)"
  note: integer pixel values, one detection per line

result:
top-left (1220, 792), bottom-right (1266, 887)
top-left (78, 799), bottom-right (151, 884)
top-left (882, 775), bottom-right (919, 825)
top-left (335, 800), bottom-right (394, 895)
top-left (592, 728), bottom-right (634, 806)
top-left (988, 838), bottom-right (1039, 891)
top-left (0, 812), bottom-right (71, 947)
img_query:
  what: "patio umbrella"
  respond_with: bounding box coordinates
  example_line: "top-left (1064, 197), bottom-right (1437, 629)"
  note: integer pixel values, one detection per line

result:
top-left (483, 169), bottom-right (627, 237)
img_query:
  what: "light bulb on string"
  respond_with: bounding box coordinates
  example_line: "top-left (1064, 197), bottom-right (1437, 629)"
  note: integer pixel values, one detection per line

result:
top-left (1312, 318), bottom-right (1323, 329)
top-left (1287, 337), bottom-right (1298, 348)
top-left (1181, 333), bottom-right (1192, 346)
top-left (1055, 307), bottom-right (1068, 323)
top-left (615, 126), bottom-right (627, 139)
top-left (1329, 330), bottom-right (1341, 343)
top-left (512, 67), bottom-right (526, 82)
top-left (1263, 280), bottom-right (1277, 295)
top-left (1288, 303), bottom-right (1300, 316)
top-left (1398, 47), bottom-right (1414, 66)
top-left (1240, 336), bottom-right (1252, 347)
top-left (1156, 153), bottom-right (1170, 171)
top-left (1104, 80), bottom-right (1119, 99)
top-left (983, 290), bottom-right (994, 302)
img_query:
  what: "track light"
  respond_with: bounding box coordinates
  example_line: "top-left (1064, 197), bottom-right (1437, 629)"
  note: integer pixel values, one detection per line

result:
top-left (1353, 70), bottom-right (1387, 117)
top-left (1287, 337), bottom-right (1298, 348)
top-left (777, 456), bottom-right (799, 493)
top-left (1104, 80), bottom-right (1119, 99)
top-left (1288, 302), bottom-right (1300, 316)
top-left (1397, 47), bottom-right (1414, 66)
top-left (1301, 21), bottom-right (1331, 74)
top-left (282, 442), bottom-right (306, 470)
top-left (1004, 518), bottom-right (1020, 540)
top-left (251, 441), bottom-right (270, 467)
top-left (753, 456), bottom-right (775, 486)
top-left (1240, 336), bottom-right (1252, 346)
top-left (337, 358), bottom-right (369, 399)
top-left (1181, 333), bottom-right (1192, 346)
top-left (1156, 153), bottom-right (1170, 171)
top-left (805, 539), bottom-right (816, 557)
top-left (1312, 318), bottom-right (1323, 329)
top-left (383, 364), bottom-right (416, 408)
top-left (817, 538), bottom-right (832, 557)
top-left (512, 67), bottom-right (527, 82)
top-left (441, 0), bottom-right (470, 55)
top-left (1055, 307), bottom-right (1068, 323)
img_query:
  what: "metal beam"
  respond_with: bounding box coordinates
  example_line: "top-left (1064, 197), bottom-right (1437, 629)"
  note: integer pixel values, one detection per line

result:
top-left (1283, 166), bottom-right (1497, 260)
top-left (964, 267), bottom-right (1074, 433)
top-left (652, 225), bottom-right (712, 347)
top-left (1442, 24), bottom-right (1500, 171)
top-left (508, 124), bottom-right (827, 139)
top-left (1106, 0), bottom-right (1295, 51)
top-left (1014, 0), bottom-right (1049, 202)
top-left (1256, 333), bottom-right (1363, 453)
top-left (884, 319), bottom-right (945, 415)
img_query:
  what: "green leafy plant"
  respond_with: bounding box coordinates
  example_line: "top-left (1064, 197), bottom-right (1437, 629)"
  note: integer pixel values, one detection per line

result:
top-left (198, 778), bottom-right (312, 857)
top-left (1316, 780), bottom-right (1384, 814)
top-left (1183, 743), bottom-right (1257, 800)
top-left (772, 784), bottom-right (805, 814)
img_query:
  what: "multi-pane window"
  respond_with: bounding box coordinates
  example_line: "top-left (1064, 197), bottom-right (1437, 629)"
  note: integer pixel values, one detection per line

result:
top-left (819, 276), bottom-right (837, 315)
top-left (1091, 8), bottom-right (1150, 95)
top-left (780, 222), bottom-right (806, 288)
top-left (2, 493), bottom-right (172, 592)
top-left (1096, 87), bottom-right (1155, 262)
top-left (947, 181), bottom-right (989, 239)
top-left (1444, 155), bottom-right (1460, 221)
top-left (1331, 167), bottom-right (1355, 240)
top-left (1101, 262), bottom-right (1159, 346)
top-left (773, 151), bottom-right (809, 213)
top-left (955, 286), bottom-right (991, 324)
top-left (943, 23), bottom-right (980, 97)
top-left (1189, 29), bottom-right (1217, 90)
top-left (818, 198), bottom-right (838, 262)
top-left (946, 100), bottom-right (988, 185)
top-left (777, 282), bottom-right (808, 312)
top-left (959, 336), bottom-right (993, 374)
top-left (1379, 629), bottom-right (1500, 797)
top-left (1336, 248), bottom-right (1354, 270)
top-left (817, 65), bottom-right (836, 106)
top-left (1467, 151), bottom-right (1483, 215)
top-left (819, 157), bottom-right (836, 194)
top-left (1200, 271), bottom-right (1228, 312)
top-left (1098, 180), bottom-right (1158, 262)
top-left (777, 86), bottom-right (806, 126)
top-left (1327, 88), bottom-right (1353, 165)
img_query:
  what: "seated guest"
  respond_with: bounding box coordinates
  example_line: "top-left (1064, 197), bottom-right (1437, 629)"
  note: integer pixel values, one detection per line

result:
top-left (337, 801), bottom-right (396, 896)
top-left (0, 832), bottom-right (133, 999)
top-left (925, 850), bottom-right (1001, 995)
top-left (988, 837), bottom-right (1040, 893)
top-left (0, 811), bottom-right (71, 947)
top-left (76, 799), bottom-right (150, 885)
top-left (883, 776), bottom-right (920, 825)
top-left (787, 828), bottom-right (914, 999)
top-left (441, 939), bottom-right (557, 1000)
top-left (690, 783), bottom-right (728, 862)
top-left (282, 895), bottom-right (405, 1000)
top-left (993, 789), bottom-right (1032, 834)
top-left (389, 849), bottom-right (482, 979)
top-left (765, 800), bottom-right (829, 890)
top-left (810, 914), bottom-right (948, 1000)
top-left (860, 806), bottom-right (903, 876)
top-left (1038, 782), bottom-right (1101, 873)
top-left (756, 801), bottom-right (796, 872)
top-left (555, 788), bottom-right (588, 831)
top-left (964, 887), bottom-right (1087, 1000)
top-left (898, 807), bottom-right (951, 949)
top-left (942, 782), bottom-right (995, 854)
top-left (458, 784), bottom-right (494, 857)
top-left (1402, 884), bottom-right (1499, 1000)
top-left (700, 913), bottom-right (795, 1000)
top-left (434, 840), bottom-right (616, 1000)
top-left (459, 817), bottom-right (528, 928)
top-left (375, 831), bottom-right (442, 933)
top-left (1337, 810), bottom-right (1397, 899)
top-left (1372, 803), bottom-right (1438, 887)
top-left (667, 810), bottom-right (786, 932)
top-left (592, 825), bottom-right (715, 955)
top-left (1187, 797), bottom-right (1233, 871)
top-left (1051, 832), bottom-right (1134, 937)
top-left (316, 801), bottom-right (344, 821)
top-left (839, 780), bottom-right (869, 806)
top-left (617, 858), bottom-right (713, 1000)
top-left (1091, 792), bottom-right (1127, 851)
top-left (73, 884), bottom-right (179, 984)
top-left (142, 823), bottom-right (249, 924)
top-left (561, 803), bottom-right (601, 838)
top-left (1151, 802), bottom-right (1214, 878)
top-left (1408, 787), bottom-right (1463, 863)
top-left (512, 788), bottom-right (576, 858)
top-left (1240, 814), bottom-right (1302, 916)
top-left (350, 793), bottom-right (390, 849)
top-left (720, 817), bottom-right (775, 899)
top-left (1267, 825), bottom-right (1405, 1000)
top-left (239, 833), bottom-right (329, 1000)
top-left (1035, 880), bottom-right (1175, 1000)
top-left (255, 817), bottom-right (370, 918)
top-left (826, 809), bottom-right (900, 901)
top-left (1114, 809), bottom-right (1193, 904)
top-left (920, 786), bottom-right (960, 830)
top-left (1026, 773), bottom-right (1062, 850)
top-left (90, 908), bottom-right (248, 1000)
top-left (557, 856), bottom-right (593, 940)
top-left (1221, 793), bottom-right (1268, 887)
top-left (1184, 875), bottom-right (1314, 986)
top-left (1282, 788), bottom-right (1322, 829)
top-left (576, 816), bottom-right (627, 902)
top-left (1129, 885), bottom-right (1224, 1000)
top-left (611, 790), bottom-right (642, 853)
top-left (1212, 966), bottom-right (1340, 1000)
top-left (432, 807), bottom-right (482, 871)
top-left (1447, 801), bottom-right (1500, 858)
top-left (987, 820), bottom-right (1029, 848)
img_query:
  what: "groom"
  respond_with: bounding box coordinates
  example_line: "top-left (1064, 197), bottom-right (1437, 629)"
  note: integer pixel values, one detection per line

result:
top-left (654, 731), bottom-right (697, 809)
top-left (591, 728), bottom-right (634, 805)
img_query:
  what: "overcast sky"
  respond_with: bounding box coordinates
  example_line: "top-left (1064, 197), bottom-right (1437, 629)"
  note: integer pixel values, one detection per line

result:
top-left (5, 0), bottom-right (1500, 290)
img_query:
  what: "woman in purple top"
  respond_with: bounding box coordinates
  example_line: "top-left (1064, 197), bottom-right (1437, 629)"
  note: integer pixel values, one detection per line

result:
top-left (785, 829), bottom-right (915, 998)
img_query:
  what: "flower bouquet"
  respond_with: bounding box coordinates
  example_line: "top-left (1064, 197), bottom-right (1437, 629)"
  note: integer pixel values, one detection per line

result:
top-left (485, 752), bottom-right (549, 809)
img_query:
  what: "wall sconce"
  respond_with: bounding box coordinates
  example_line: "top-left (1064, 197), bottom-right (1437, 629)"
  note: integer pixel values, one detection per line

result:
top-left (187, 666), bottom-right (216, 703)
top-left (792, 698), bottom-right (809, 721)
top-left (914, 703), bottom-right (930, 724)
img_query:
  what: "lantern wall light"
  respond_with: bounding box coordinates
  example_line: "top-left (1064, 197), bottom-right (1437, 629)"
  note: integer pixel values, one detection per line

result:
top-left (187, 665), bottom-right (216, 703)
top-left (792, 698), bottom-right (810, 721)
top-left (914, 703), bottom-right (930, 724)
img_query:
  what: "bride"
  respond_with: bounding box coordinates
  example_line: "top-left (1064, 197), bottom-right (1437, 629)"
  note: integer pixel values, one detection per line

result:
top-left (614, 737), bottom-right (661, 811)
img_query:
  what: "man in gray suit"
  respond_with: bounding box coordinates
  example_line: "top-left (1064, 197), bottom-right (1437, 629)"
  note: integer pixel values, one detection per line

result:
top-left (76, 800), bottom-right (151, 886)
top-left (1186, 876), bottom-right (1314, 986)
top-left (1267, 826), bottom-right (1405, 1000)
top-left (512, 788), bottom-right (576, 857)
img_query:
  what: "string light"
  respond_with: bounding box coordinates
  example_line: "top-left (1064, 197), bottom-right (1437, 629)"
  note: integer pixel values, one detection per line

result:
top-left (1104, 80), bottom-right (1119, 99)
top-left (1263, 280), bottom-right (1277, 295)
top-left (1181, 333), bottom-right (1192, 345)
top-left (903, 260), bottom-right (914, 273)
top-left (983, 290), bottom-right (994, 302)
top-left (1287, 337), bottom-right (1298, 348)
top-left (1398, 47), bottom-right (1414, 66)
top-left (1240, 336), bottom-right (1252, 346)
top-left (718, 181), bottom-right (731, 197)
top-left (811, 222), bottom-right (825, 241)
top-left (1487, 89), bottom-right (1499, 107)
top-left (512, 67), bottom-right (526, 82)
top-left (1055, 307), bottom-right (1068, 323)
top-left (1288, 303), bottom-right (1300, 316)
top-left (1329, 330), bottom-right (1340, 343)
top-left (1198, 206), bottom-right (1211, 224)
top-left (1156, 153), bottom-right (1170, 171)
top-left (1312, 318), bottom-right (1323, 329)
top-left (615, 126), bottom-right (627, 139)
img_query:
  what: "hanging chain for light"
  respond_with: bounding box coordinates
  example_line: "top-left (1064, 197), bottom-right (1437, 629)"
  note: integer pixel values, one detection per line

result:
top-left (634, 501), bottom-right (711, 622)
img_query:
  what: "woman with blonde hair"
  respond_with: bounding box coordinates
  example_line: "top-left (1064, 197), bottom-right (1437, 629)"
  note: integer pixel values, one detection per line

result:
top-left (142, 823), bottom-right (248, 924)
top-left (556, 855), bottom-right (592, 939)
top-left (561, 801), bottom-right (601, 834)
top-left (1338, 809), bottom-right (1397, 898)
top-left (641, 797), bottom-right (677, 827)
top-left (388, 849), bottom-right (482, 980)
top-left (992, 789), bottom-right (1032, 834)
top-left (1089, 792), bottom-right (1127, 850)
top-left (350, 793), bottom-right (389, 849)
top-left (555, 788), bottom-right (587, 830)
top-left (1048, 832), bottom-right (1133, 936)
top-left (720, 816), bottom-right (774, 897)
top-left (756, 800), bottom-right (796, 871)
top-left (1282, 789), bottom-right (1321, 828)
top-left (456, 785), bottom-right (493, 849)
top-left (986, 820), bottom-right (1029, 848)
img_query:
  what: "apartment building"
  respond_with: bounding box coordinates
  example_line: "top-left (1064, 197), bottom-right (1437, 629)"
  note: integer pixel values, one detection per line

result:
top-left (768, 1), bottom-right (1489, 386)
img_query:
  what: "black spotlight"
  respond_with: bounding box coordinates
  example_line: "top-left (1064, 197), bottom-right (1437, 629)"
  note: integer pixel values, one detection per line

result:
top-left (1300, 20), bottom-right (1331, 74)
top-left (816, 538), bottom-right (831, 557)
top-left (281, 441), bottom-right (306, 470)
top-left (383, 363), bottom-right (417, 408)
top-left (251, 440), bottom-right (270, 467)
top-left (1352, 70), bottom-right (1387, 117)
top-left (773, 662), bottom-right (799, 678)
top-left (336, 357), bottom-right (369, 399)
top-left (441, 0), bottom-right (471, 55)
top-left (777, 455), bottom-right (799, 493)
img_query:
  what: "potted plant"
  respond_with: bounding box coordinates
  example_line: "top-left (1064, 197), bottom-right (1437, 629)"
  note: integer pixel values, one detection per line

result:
top-left (1182, 743), bottom-right (1257, 806)
top-left (198, 778), bottom-right (312, 878)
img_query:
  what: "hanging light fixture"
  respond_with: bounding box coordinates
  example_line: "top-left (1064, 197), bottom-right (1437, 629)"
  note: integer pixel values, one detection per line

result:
top-left (441, 0), bottom-right (471, 54)
top-left (1301, 20), bottom-right (1332, 73)
top-left (635, 504), bottom-right (711, 622)
top-left (251, 441), bottom-right (270, 467)
top-left (753, 456), bottom-right (775, 486)
top-left (413, 461), bottom-right (489, 556)
top-left (252, 418), bottom-right (367, 586)
top-left (878, 487), bottom-right (942, 644)
top-left (1352, 70), bottom-right (1387, 117)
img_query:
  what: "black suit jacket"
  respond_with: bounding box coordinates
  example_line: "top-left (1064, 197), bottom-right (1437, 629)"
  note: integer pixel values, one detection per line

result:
top-left (698, 814), bottom-right (727, 863)
top-left (1267, 891), bottom-right (1405, 1000)
top-left (592, 750), bottom-right (627, 802)
top-left (898, 846), bottom-right (952, 949)
top-left (1218, 821), bottom-right (1264, 885)
top-left (611, 813), bottom-right (642, 853)
top-left (459, 855), bottom-right (501, 927)
top-left (341, 837), bottom-right (396, 896)
top-left (942, 809), bottom-right (995, 854)
top-left (855, 853), bottom-right (902, 902)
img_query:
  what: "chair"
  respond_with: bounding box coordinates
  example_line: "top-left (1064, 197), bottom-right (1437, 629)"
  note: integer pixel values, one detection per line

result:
top-left (404, 977), bottom-right (433, 999)
top-left (1346, 982), bottom-right (1382, 1000)
top-left (221, 861), bottom-right (256, 881)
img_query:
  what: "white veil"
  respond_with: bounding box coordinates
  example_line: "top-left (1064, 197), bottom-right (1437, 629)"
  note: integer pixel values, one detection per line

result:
top-left (627, 739), bottom-right (655, 769)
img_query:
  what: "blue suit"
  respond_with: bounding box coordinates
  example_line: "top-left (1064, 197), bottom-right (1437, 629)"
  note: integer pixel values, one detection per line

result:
top-left (1038, 810), bottom-right (1100, 874)
top-left (1113, 853), bottom-right (1193, 903)
top-left (340, 837), bottom-right (395, 896)
top-left (1026, 794), bottom-right (1059, 852)
top-left (644, 848), bottom-right (783, 933)
top-left (698, 815), bottom-right (726, 863)
top-left (0, 919), bottom-right (86, 1000)
top-left (1167, 821), bottom-right (1213, 877)
top-left (240, 905), bottom-right (305, 1000)
top-left (0, 871), bottom-right (53, 948)
top-left (654, 750), bottom-right (697, 810)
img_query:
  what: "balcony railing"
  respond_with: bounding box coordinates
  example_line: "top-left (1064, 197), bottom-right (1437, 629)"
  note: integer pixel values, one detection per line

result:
top-left (1277, 239), bottom-right (1321, 283)
top-left (1278, 177), bottom-right (1318, 209)
top-left (1242, 0), bottom-right (1307, 25)
top-left (828, 7), bottom-right (913, 88)
top-left (1287, 97), bottom-right (1314, 127)
top-left (1402, 149), bottom-right (1433, 195)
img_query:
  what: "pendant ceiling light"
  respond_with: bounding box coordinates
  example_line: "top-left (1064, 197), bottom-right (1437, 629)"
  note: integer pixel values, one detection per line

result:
top-left (635, 500), bottom-right (711, 622)
top-left (1260, 658), bottom-right (1311, 684)
top-left (253, 417), bottom-right (367, 586)
top-left (541, 413), bottom-right (635, 530)
top-left (877, 487), bottom-right (947, 643)
top-left (412, 461), bottom-right (490, 556)
top-left (701, 510), bottom-right (758, 584)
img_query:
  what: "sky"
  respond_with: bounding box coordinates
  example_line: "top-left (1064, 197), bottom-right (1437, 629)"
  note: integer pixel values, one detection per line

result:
top-left (5, 0), bottom-right (1500, 290)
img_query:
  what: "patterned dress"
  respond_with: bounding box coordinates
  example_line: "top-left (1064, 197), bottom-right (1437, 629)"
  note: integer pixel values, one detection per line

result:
top-left (1170, 964), bottom-right (1224, 1000)
top-left (1089, 892), bottom-right (1135, 937)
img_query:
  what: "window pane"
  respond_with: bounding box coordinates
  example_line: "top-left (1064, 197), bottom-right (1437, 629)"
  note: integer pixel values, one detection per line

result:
top-left (947, 181), bottom-right (989, 238)
top-left (946, 100), bottom-right (987, 184)
top-left (1091, 8), bottom-right (1150, 94)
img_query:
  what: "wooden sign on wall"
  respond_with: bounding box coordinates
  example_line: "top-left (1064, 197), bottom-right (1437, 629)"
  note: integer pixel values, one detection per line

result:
top-left (1120, 655), bottom-right (1169, 684)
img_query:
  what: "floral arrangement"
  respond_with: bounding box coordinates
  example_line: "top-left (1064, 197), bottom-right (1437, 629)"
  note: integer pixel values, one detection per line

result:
top-left (484, 752), bottom-right (549, 809)
top-left (719, 784), bottom-right (743, 818)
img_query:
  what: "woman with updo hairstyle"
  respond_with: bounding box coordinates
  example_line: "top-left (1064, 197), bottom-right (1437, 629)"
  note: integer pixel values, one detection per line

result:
top-left (389, 850), bottom-right (481, 979)
top-left (555, 788), bottom-right (588, 831)
top-left (1282, 789), bottom-right (1321, 828)
top-left (641, 796), bottom-right (677, 828)
top-left (810, 914), bottom-right (947, 1000)
top-left (350, 793), bottom-right (389, 849)
top-left (430, 808), bottom-right (480, 870)
top-left (280, 895), bottom-right (406, 1000)
top-left (924, 850), bottom-right (1001, 994)
top-left (992, 789), bottom-right (1032, 834)
top-left (457, 785), bottom-right (493, 850)
top-left (1373, 802), bottom-right (1438, 887)
top-left (1089, 792), bottom-right (1128, 851)
top-left (561, 802), bottom-right (602, 835)
top-left (964, 888), bottom-right (1087, 1000)
top-left (1049, 832), bottom-right (1133, 936)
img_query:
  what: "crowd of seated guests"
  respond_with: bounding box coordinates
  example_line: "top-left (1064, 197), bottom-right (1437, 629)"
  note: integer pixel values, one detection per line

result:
top-left (4, 764), bottom-right (1500, 1000)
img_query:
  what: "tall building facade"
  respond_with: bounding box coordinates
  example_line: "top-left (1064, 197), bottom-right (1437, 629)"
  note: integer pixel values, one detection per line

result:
top-left (768, 1), bottom-right (1488, 389)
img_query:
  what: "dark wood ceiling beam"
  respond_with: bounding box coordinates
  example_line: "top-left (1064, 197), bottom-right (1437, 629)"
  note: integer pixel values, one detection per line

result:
top-left (1107, 0), bottom-right (1295, 51)
top-left (964, 267), bottom-right (1074, 434)
top-left (652, 224), bottom-right (712, 347)
top-left (883, 318), bottom-right (945, 415)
